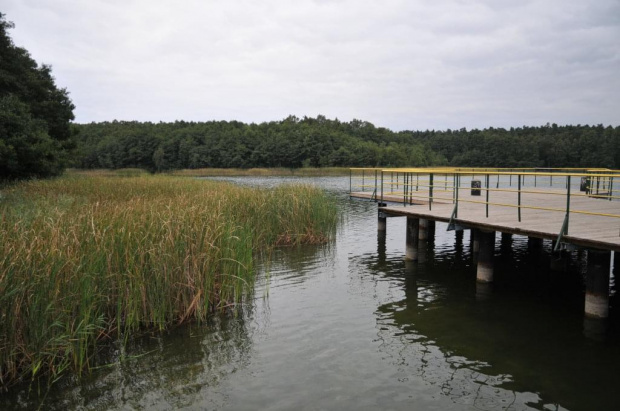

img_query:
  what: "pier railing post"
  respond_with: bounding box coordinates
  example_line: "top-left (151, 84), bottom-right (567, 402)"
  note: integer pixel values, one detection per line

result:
top-left (429, 173), bottom-right (434, 210)
top-left (403, 172), bottom-right (408, 207)
top-left (485, 173), bottom-right (489, 218)
top-left (349, 169), bottom-right (352, 194)
top-left (381, 170), bottom-right (384, 204)
top-left (362, 170), bottom-right (365, 192)
top-left (518, 173), bottom-right (522, 222)
top-left (374, 169), bottom-right (378, 198)
top-left (456, 173), bottom-right (459, 218)
top-left (566, 175), bottom-right (571, 233)
top-left (453, 173), bottom-right (456, 203)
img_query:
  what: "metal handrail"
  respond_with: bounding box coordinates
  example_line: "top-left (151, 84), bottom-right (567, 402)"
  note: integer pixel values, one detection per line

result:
top-left (351, 168), bottom-right (620, 250)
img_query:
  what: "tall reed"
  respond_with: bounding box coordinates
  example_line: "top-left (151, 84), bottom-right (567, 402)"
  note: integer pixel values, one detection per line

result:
top-left (170, 167), bottom-right (350, 177)
top-left (0, 174), bottom-right (337, 389)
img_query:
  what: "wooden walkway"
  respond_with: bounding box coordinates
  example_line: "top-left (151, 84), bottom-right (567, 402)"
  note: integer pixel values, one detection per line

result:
top-left (351, 189), bottom-right (620, 252)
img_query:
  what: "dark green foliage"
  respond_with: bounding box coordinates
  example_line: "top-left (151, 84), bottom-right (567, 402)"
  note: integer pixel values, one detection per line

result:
top-left (398, 124), bottom-right (620, 168)
top-left (0, 13), bottom-right (75, 180)
top-left (74, 117), bottom-right (446, 171)
top-left (74, 118), bottom-right (620, 171)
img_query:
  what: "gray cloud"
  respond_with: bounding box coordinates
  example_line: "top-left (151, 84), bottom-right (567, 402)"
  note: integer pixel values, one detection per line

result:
top-left (4, 0), bottom-right (619, 130)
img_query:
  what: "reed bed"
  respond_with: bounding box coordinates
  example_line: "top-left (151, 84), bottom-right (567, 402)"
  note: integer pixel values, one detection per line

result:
top-left (0, 174), bottom-right (337, 389)
top-left (170, 167), bottom-right (350, 177)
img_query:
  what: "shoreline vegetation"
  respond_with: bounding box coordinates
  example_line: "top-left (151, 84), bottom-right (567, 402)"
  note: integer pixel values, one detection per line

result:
top-left (170, 166), bottom-right (351, 177)
top-left (73, 118), bottom-right (619, 173)
top-left (65, 167), bottom-right (352, 178)
top-left (0, 172), bottom-right (337, 390)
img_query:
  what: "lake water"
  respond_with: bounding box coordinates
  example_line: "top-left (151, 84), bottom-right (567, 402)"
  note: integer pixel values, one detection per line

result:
top-left (3, 176), bottom-right (619, 410)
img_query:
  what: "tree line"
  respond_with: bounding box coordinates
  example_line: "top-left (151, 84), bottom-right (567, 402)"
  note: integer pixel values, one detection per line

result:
top-left (72, 116), bottom-right (444, 171)
top-left (73, 118), bottom-right (620, 172)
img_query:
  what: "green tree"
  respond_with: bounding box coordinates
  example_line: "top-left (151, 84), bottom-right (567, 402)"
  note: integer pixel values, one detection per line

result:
top-left (0, 13), bottom-right (75, 180)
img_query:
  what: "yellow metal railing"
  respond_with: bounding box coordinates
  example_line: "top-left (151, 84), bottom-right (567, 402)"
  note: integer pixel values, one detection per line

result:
top-left (350, 167), bottom-right (620, 249)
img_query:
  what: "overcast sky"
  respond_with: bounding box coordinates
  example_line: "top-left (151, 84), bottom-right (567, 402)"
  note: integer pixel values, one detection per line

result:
top-left (3, 0), bottom-right (619, 130)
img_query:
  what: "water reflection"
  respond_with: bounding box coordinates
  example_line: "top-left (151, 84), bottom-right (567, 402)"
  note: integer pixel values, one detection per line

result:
top-left (3, 315), bottom-right (257, 410)
top-left (353, 225), bottom-right (620, 410)
top-left (3, 176), bottom-right (620, 410)
top-left (265, 242), bottom-right (336, 290)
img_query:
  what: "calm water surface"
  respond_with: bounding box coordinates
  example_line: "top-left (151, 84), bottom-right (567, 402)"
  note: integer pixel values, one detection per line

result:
top-left (3, 176), bottom-right (619, 410)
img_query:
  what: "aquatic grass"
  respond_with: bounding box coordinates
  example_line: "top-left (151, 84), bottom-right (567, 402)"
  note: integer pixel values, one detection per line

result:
top-left (170, 167), bottom-right (350, 177)
top-left (0, 174), bottom-right (337, 389)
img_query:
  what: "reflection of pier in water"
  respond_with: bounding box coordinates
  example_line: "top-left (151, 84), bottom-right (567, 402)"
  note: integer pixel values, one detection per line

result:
top-left (349, 229), bottom-right (619, 410)
top-left (351, 167), bottom-right (619, 319)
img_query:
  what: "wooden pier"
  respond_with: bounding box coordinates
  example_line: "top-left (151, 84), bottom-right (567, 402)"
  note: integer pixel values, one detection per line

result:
top-left (350, 167), bottom-right (620, 318)
top-left (373, 188), bottom-right (620, 252)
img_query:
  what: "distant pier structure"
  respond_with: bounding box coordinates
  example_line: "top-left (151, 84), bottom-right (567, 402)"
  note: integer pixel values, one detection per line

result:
top-left (350, 167), bottom-right (620, 319)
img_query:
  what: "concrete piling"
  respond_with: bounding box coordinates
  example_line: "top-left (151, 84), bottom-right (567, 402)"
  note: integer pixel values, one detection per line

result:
top-left (428, 220), bottom-right (436, 237)
top-left (527, 236), bottom-right (543, 249)
top-left (476, 230), bottom-right (495, 283)
top-left (585, 249), bottom-right (611, 319)
top-left (419, 219), bottom-right (428, 240)
top-left (500, 232), bottom-right (513, 256)
top-left (405, 217), bottom-right (420, 261)
top-left (472, 229), bottom-right (480, 254)
top-left (378, 213), bottom-right (386, 232)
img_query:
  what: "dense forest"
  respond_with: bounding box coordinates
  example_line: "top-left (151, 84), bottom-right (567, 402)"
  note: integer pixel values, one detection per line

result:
top-left (73, 118), bottom-right (620, 171)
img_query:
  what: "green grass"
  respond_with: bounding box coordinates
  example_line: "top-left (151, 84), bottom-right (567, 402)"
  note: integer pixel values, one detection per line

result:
top-left (0, 173), bottom-right (337, 389)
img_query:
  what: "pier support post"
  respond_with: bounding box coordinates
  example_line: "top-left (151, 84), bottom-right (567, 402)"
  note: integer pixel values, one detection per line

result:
top-left (428, 220), bottom-right (436, 237)
top-left (527, 237), bottom-right (544, 263)
top-left (585, 249), bottom-right (611, 319)
top-left (472, 229), bottom-right (480, 254)
top-left (527, 237), bottom-right (543, 252)
top-left (377, 231), bottom-right (386, 265)
top-left (418, 240), bottom-right (428, 263)
top-left (500, 232), bottom-right (513, 256)
top-left (419, 219), bottom-right (428, 240)
top-left (477, 230), bottom-right (495, 283)
top-left (405, 217), bottom-right (420, 261)
top-left (378, 207), bottom-right (387, 233)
